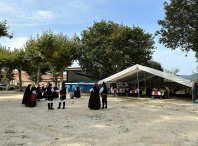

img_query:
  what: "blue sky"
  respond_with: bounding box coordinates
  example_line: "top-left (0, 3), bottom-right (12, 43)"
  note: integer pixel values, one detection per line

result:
top-left (0, 0), bottom-right (197, 75)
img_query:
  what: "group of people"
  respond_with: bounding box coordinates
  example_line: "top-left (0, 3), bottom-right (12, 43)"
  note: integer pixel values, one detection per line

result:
top-left (22, 81), bottom-right (107, 110)
top-left (88, 82), bottom-right (108, 110)
top-left (109, 84), bottom-right (176, 99)
top-left (22, 83), bottom-right (62, 109)
top-left (69, 84), bottom-right (85, 92)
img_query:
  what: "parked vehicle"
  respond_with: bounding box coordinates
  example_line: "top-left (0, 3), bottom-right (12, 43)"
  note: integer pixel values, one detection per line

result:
top-left (0, 84), bottom-right (15, 90)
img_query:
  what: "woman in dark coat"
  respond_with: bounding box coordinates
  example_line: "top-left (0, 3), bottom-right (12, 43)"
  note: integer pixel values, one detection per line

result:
top-left (26, 84), bottom-right (37, 107)
top-left (74, 85), bottom-right (81, 98)
top-left (22, 84), bottom-right (31, 105)
top-left (88, 83), bottom-right (101, 110)
top-left (36, 84), bottom-right (42, 100)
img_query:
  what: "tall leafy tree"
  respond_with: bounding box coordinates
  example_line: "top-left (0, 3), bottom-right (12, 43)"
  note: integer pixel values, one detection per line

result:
top-left (0, 19), bottom-right (13, 38)
top-left (155, 0), bottom-right (198, 53)
top-left (24, 37), bottom-right (43, 85)
top-left (25, 62), bottom-right (50, 84)
top-left (47, 33), bottom-right (79, 83)
top-left (0, 48), bottom-right (16, 90)
top-left (147, 60), bottom-right (163, 71)
top-left (78, 20), bottom-right (155, 80)
top-left (14, 49), bottom-right (30, 91)
top-left (24, 30), bottom-right (55, 85)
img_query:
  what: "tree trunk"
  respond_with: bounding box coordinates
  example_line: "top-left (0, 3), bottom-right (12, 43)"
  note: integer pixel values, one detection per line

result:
top-left (18, 64), bottom-right (22, 91)
top-left (6, 69), bottom-right (11, 91)
top-left (6, 81), bottom-right (10, 91)
top-left (60, 72), bottom-right (63, 83)
top-left (55, 76), bottom-right (58, 87)
top-left (37, 62), bottom-right (41, 86)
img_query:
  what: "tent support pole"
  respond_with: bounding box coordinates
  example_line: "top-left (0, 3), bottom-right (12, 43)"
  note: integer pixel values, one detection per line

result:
top-left (192, 82), bottom-right (194, 102)
top-left (137, 65), bottom-right (139, 98)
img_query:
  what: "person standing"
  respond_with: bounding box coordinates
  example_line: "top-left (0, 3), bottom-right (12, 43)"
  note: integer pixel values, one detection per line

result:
top-left (43, 85), bottom-right (48, 100)
top-left (100, 82), bottom-right (108, 109)
top-left (36, 84), bottom-right (42, 101)
top-left (53, 85), bottom-right (59, 99)
top-left (74, 85), bottom-right (81, 98)
top-left (70, 84), bottom-right (72, 91)
top-left (46, 83), bottom-right (55, 110)
top-left (57, 82), bottom-right (68, 109)
top-left (42, 84), bottom-right (44, 92)
top-left (22, 84), bottom-right (31, 106)
top-left (88, 83), bottom-right (101, 110)
top-left (26, 84), bottom-right (37, 107)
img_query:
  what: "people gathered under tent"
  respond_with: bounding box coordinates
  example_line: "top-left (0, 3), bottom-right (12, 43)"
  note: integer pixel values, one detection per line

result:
top-left (185, 87), bottom-right (192, 97)
top-left (74, 85), bottom-right (81, 98)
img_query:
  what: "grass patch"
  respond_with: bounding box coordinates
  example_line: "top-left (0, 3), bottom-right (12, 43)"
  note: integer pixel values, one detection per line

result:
top-left (22, 135), bottom-right (29, 138)
top-left (4, 130), bottom-right (15, 134)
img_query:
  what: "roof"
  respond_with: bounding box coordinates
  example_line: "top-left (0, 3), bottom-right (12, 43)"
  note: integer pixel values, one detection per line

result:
top-left (13, 71), bottom-right (32, 82)
top-left (10, 71), bottom-right (67, 82)
top-left (98, 64), bottom-right (194, 87)
top-left (65, 67), bottom-right (84, 71)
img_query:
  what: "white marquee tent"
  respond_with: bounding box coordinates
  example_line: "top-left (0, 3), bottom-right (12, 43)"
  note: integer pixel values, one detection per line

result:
top-left (98, 64), bottom-right (195, 101)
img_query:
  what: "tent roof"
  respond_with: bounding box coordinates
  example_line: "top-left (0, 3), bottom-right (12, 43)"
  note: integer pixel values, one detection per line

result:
top-left (98, 64), bottom-right (194, 87)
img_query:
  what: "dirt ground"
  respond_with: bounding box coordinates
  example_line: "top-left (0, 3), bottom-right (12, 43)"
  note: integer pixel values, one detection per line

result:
top-left (0, 91), bottom-right (198, 146)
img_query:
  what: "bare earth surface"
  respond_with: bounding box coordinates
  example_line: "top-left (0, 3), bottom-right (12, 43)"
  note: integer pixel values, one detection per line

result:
top-left (1, 91), bottom-right (198, 146)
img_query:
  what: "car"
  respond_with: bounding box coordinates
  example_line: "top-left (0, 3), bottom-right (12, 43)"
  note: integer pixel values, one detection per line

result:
top-left (0, 84), bottom-right (15, 90)
top-left (0, 84), bottom-right (7, 90)
top-left (9, 86), bottom-right (15, 90)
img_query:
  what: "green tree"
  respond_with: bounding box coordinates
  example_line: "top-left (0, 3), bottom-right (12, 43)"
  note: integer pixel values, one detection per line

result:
top-left (147, 60), bottom-right (164, 81)
top-left (47, 33), bottom-right (79, 83)
top-left (24, 30), bottom-right (55, 85)
top-left (25, 62), bottom-right (50, 84)
top-left (164, 68), bottom-right (180, 82)
top-left (147, 60), bottom-right (163, 71)
top-left (164, 68), bottom-right (180, 76)
top-left (14, 49), bottom-right (30, 91)
top-left (155, 0), bottom-right (198, 53)
top-left (0, 20), bottom-right (13, 38)
top-left (0, 48), bottom-right (16, 90)
top-left (78, 20), bottom-right (155, 80)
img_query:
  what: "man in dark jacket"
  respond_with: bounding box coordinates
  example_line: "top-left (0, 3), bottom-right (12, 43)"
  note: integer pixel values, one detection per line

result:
top-left (99, 82), bottom-right (108, 109)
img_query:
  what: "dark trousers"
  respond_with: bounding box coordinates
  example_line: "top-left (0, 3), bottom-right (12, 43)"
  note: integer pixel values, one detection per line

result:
top-left (47, 95), bottom-right (53, 101)
top-left (102, 95), bottom-right (107, 108)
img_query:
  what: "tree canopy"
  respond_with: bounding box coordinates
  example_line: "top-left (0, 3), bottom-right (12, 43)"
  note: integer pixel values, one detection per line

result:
top-left (0, 47), bottom-right (16, 90)
top-left (0, 20), bottom-right (13, 39)
top-left (78, 20), bottom-right (156, 80)
top-left (156, 0), bottom-right (198, 53)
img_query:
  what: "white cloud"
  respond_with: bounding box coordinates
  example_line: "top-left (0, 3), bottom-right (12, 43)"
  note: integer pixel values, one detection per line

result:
top-left (19, 10), bottom-right (54, 21)
top-left (0, 37), bottom-right (28, 50)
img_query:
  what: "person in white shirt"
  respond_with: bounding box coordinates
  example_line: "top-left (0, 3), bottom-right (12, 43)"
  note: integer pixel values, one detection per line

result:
top-left (99, 82), bottom-right (108, 109)
top-left (46, 83), bottom-right (54, 110)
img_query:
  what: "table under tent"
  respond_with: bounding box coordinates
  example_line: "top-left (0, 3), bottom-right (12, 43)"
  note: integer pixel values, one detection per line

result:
top-left (98, 64), bottom-right (196, 102)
